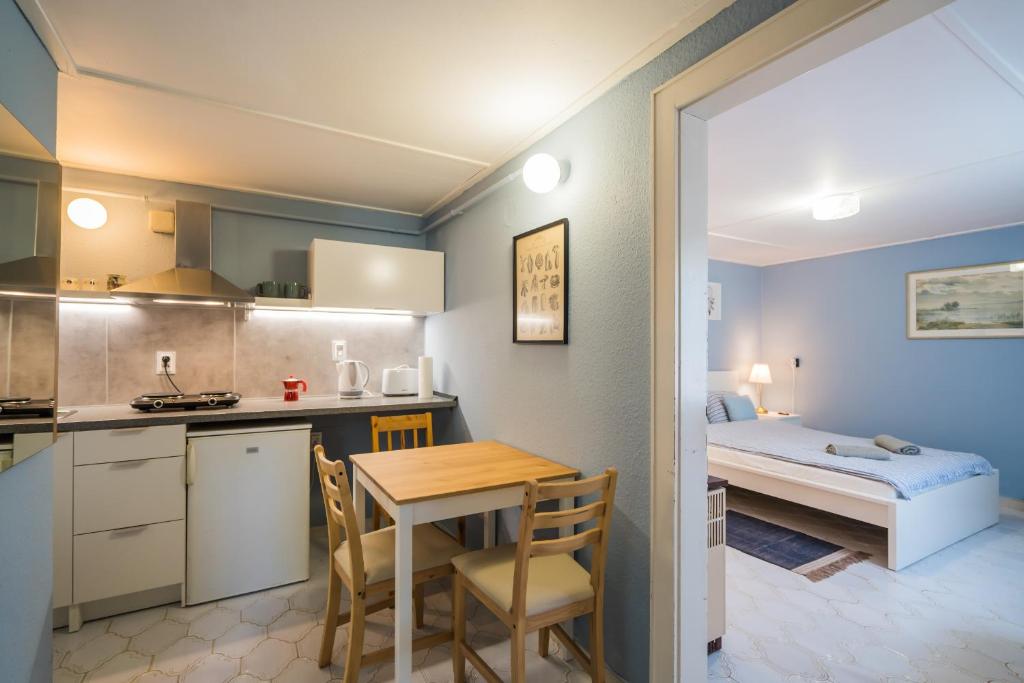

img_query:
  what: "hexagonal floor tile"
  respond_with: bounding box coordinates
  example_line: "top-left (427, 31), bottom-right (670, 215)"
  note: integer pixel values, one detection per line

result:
top-left (63, 633), bottom-right (129, 674)
top-left (240, 637), bottom-right (296, 679)
top-left (152, 636), bottom-right (213, 675)
top-left (214, 621), bottom-right (268, 659)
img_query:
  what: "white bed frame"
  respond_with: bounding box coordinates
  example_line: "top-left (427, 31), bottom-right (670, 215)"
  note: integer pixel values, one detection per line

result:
top-left (707, 371), bottom-right (1000, 570)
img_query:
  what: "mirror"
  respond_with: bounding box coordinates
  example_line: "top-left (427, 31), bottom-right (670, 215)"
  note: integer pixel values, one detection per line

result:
top-left (0, 101), bottom-right (60, 473)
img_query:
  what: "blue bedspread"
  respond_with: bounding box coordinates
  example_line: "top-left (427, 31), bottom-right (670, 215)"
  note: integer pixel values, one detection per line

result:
top-left (707, 420), bottom-right (994, 499)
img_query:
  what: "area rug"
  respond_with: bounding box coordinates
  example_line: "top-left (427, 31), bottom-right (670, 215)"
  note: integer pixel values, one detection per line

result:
top-left (726, 510), bottom-right (870, 581)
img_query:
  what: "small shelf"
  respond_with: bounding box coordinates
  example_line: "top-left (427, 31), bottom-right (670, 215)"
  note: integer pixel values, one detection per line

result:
top-left (253, 297), bottom-right (312, 309)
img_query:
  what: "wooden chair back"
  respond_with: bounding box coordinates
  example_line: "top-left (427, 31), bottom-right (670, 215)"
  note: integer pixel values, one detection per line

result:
top-left (371, 412), bottom-right (434, 452)
top-left (512, 468), bottom-right (618, 615)
top-left (313, 445), bottom-right (366, 591)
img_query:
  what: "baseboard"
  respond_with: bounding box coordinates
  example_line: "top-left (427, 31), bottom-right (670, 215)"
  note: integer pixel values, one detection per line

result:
top-left (1000, 497), bottom-right (1024, 514)
top-left (52, 584), bottom-right (181, 630)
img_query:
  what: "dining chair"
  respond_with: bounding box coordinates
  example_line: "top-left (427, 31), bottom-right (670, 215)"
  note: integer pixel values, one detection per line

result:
top-left (370, 412), bottom-right (468, 546)
top-left (451, 467), bottom-right (618, 683)
top-left (313, 445), bottom-right (465, 677)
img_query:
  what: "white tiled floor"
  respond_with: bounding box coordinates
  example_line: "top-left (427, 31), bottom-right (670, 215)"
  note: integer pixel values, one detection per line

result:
top-left (52, 528), bottom-right (615, 682)
top-left (52, 497), bottom-right (1024, 682)
top-left (717, 489), bottom-right (1024, 682)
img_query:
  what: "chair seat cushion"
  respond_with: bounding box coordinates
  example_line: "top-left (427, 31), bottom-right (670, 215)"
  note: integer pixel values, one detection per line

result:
top-left (335, 523), bottom-right (464, 585)
top-left (452, 544), bottom-right (594, 617)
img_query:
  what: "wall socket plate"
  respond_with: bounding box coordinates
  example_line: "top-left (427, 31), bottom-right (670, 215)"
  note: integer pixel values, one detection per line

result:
top-left (310, 432), bottom-right (323, 451)
top-left (331, 340), bottom-right (347, 362)
top-left (156, 351), bottom-right (177, 375)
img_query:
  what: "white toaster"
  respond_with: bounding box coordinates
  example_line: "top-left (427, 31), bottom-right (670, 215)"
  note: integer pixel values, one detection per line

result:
top-left (381, 365), bottom-right (418, 396)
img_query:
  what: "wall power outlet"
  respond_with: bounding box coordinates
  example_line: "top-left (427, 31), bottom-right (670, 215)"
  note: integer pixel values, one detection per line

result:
top-left (331, 340), bottom-right (347, 362)
top-left (310, 432), bottom-right (323, 451)
top-left (156, 351), bottom-right (177, 375)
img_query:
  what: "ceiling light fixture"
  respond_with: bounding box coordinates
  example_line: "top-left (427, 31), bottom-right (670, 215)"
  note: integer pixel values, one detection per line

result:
top-left (67, 197), bottom-right (108, 229)
top-left (522, 153), bottom-right (563, 194)
top-left (812, 193), bottom-right (860, 221)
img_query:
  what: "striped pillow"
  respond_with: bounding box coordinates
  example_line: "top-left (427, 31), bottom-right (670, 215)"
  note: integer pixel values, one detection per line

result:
top-left (706, 392), bottom-right (730, 424)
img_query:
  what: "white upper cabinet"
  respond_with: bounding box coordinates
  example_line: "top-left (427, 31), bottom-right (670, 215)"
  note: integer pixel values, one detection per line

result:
top-left (308, 239), bottom-right (445, 315)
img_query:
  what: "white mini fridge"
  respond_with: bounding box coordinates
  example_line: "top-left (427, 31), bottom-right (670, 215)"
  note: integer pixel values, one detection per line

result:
top-left (185, 421), bottom-right (312, 605)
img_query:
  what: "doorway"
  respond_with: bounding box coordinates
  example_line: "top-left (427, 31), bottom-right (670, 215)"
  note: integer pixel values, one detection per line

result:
top-left (648, 0), bottom-right (953, 679)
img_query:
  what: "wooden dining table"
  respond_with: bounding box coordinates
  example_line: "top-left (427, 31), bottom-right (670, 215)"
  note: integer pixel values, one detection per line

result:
top-left (349, 440), bottom-right (579, 683)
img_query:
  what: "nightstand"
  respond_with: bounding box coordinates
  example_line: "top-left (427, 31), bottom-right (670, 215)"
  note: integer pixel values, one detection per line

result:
top-left (757, 411), bottom-right (801, 425)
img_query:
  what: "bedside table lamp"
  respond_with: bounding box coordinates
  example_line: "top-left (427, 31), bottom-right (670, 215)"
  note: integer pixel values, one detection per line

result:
top-left (748, 363), bottom-right (772, 414)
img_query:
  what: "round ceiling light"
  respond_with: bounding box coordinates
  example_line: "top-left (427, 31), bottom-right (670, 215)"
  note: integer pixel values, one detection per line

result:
top-left (812, 193), bottom-right (860, 221)
top-left (67, 197), bottom-right (108, 229)
top-left (522, 153), bottom-right (562, 194)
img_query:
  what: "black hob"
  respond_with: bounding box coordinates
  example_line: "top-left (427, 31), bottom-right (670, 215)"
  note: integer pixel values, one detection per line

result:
top-left (0, 397), bottom-right (55, 418)
top-left (130, 391), bottom-right (241, 412)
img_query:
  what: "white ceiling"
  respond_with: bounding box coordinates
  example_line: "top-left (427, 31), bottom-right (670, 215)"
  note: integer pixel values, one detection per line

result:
top-left (707, 0), bottom-right (1024, 266)
top-left (25, 0), bottom-right (714, 216)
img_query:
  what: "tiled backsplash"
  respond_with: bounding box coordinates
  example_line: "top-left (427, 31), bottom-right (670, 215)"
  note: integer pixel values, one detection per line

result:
top-left (2, 299), bottom-right (57, 399)
top-left (59, 304), bottom-right (424, 406)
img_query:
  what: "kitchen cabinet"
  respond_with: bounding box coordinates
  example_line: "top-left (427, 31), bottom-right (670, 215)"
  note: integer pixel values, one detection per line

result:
top-left (73, 521), bottom-right (185, 604)
top-left (73, 424), bottom-right (185, 465)
top-left (53, 434), bottom-right (73, 610)
top-left (73, 456), bottom-right (185, 534)
top-left (62, 424), bottom-right (187, 631)
top-left (308, 238), bottom-right (444, 314)
top-left (185, 421), bottom-right (311, 605)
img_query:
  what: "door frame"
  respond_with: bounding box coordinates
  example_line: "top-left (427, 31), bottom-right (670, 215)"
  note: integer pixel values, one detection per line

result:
top-left (647, 0), bottom-right (951, 679)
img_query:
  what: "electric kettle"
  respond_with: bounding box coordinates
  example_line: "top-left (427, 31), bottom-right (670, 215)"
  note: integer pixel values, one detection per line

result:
top-left (337, 360), bottom-right (370, 398)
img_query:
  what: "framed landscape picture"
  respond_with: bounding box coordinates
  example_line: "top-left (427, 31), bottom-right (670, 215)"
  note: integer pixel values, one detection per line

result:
top-left (513, 218), bottom-right (568, 343)
top-left (907, 260), bottom-right (1024, 339)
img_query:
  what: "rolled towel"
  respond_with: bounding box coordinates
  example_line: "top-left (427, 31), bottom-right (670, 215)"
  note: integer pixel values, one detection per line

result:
top-left (874, 434), bottom-right (921, 455)
top-left (825, 444), bottom-right (892, 460)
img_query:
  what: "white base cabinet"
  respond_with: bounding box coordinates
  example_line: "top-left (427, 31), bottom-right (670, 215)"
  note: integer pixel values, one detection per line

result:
top-left (54, 420), bottom-right (312, 629)
top-left (58, 425), bottom-right (186, 631)
top-left (73, 520), bottom-right (185, 604)
top-left (74, 456), bottom-right (185, 534)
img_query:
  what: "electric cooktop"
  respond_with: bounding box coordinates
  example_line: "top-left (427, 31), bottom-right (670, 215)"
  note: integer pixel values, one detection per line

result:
top-left (129, 391), bottom-right (241, 412)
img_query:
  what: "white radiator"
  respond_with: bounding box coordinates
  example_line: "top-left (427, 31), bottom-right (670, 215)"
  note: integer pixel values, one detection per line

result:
top-left (708, 487), bottom-right (726, 647)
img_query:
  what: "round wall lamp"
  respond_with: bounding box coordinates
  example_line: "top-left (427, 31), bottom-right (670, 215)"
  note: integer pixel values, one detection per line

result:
top-left (522, 153), bottom-right (564, 194)
top-left (812, 193), bottom-right (859, 221)
top-left (67, 197), bottom-right (108, 229)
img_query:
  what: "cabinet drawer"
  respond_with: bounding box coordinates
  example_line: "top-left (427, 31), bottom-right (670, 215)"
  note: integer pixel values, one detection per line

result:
top-left (74, 456), bottom-right (185, 534)
top-left (73, 520), bottom-right (184, 604)
top-left (74, 424), bottom-right (185, 465)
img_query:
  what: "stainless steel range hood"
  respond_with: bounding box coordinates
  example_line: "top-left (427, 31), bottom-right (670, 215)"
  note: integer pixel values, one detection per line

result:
top-left (112, 200), bottom-right (254, 306)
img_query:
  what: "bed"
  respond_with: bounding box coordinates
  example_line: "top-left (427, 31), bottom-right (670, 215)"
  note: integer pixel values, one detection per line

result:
top-left (707, 371), bottom-right (1000, 570)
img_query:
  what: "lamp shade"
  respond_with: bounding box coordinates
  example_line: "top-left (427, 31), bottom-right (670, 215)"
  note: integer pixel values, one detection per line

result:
top-left (67, 197), bottom-right (107, 229)
top-left (522, 153), bottom-right (561, 193)
top-left (748, 363), bottom-right (772, 384)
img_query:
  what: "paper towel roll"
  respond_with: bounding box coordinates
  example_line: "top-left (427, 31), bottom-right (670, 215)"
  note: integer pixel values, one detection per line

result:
top-left (418, 356), bottom-right (433, 399)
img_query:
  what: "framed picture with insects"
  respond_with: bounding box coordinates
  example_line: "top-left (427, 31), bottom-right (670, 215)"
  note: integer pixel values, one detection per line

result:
top-left (513, 218), bottom-right (568, 344)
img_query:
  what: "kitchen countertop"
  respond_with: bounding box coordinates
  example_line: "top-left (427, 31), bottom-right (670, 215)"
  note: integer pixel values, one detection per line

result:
top-left (0, 393), bottom-right (458, 434)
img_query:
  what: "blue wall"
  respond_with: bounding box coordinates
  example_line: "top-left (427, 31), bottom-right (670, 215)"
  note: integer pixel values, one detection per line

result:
top-left (0, 1), bottom-right (56, 680)
top-left (709, 259), bottom-right (762, 373)
top-left (422, 2), bottom-right (795, 680)
top-left (0, 0), bottom-right (57, 154)
top-left (761, 225), bottom-right (1024, 498)
top-left (0, 450), bottom-right (54, 683)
